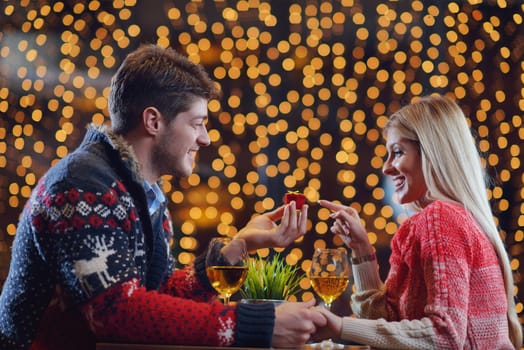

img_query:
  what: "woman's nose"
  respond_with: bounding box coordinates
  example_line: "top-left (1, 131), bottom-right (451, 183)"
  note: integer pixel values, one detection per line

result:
top-left (382, 158), bottom-right (395, 176)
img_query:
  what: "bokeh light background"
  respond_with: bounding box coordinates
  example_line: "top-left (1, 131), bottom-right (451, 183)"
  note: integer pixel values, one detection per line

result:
top-left (0, 0), bottom-right (522, 320)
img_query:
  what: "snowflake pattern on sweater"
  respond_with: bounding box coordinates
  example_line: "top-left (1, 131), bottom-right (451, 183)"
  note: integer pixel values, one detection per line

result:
top-left (0, 125), bottom-right (275, 350)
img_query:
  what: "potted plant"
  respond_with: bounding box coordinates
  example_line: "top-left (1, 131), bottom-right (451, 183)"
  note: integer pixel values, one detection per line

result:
top-left (239, 253), bottom-right (304, 304)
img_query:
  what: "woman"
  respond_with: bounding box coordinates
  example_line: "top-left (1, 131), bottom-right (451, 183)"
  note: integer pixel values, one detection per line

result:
top-left (316, 95), bottom-right (522, 349)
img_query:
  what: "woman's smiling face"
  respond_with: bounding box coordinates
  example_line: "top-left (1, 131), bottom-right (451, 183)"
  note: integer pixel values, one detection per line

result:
top-left (382, 128), bottom-right (428, 205)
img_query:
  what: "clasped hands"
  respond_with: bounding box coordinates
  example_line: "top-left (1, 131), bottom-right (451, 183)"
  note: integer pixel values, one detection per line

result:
top-left (272, 300), bottom-right (343, 348)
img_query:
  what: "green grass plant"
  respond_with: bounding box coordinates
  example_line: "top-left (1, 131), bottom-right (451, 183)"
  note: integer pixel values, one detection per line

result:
top-left (240, 253), bottom-right (304, 300)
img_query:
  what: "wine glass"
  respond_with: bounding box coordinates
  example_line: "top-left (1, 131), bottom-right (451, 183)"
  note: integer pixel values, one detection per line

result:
top-left (205, 237), bottom-right (248, 305)
top-left (309, 247), bottom-right (351, 349)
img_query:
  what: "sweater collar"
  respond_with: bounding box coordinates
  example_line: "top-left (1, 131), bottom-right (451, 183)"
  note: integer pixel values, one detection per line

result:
top-left (84, 123), bottom-right (144, 184)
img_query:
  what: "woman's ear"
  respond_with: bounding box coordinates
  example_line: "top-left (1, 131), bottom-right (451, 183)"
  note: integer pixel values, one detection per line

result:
top-left (142, 106), bottom-right (163, 136)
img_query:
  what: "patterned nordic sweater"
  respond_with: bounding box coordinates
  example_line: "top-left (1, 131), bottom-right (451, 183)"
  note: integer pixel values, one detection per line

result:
top-left (341, 200), bottom-right (514, 349)
top-left (0, 124), bottom-right (274, 349)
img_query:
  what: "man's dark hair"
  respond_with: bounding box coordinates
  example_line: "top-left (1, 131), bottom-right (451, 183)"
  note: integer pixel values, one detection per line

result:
top-left (108, 44), bottom-right (220, 134)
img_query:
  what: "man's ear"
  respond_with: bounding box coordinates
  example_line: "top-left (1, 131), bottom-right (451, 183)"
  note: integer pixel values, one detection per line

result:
top-left (142, 106), bottom-right (163, 136)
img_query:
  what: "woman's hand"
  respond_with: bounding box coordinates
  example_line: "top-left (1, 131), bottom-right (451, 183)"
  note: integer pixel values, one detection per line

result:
top-left (235, 201), bottom-right (309, 251)
top-left (318, 200), bottom-right (373, 256)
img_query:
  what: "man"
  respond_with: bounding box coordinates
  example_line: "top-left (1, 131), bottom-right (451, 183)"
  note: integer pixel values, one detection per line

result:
top-left (0, 44), bottom-right (325, 349)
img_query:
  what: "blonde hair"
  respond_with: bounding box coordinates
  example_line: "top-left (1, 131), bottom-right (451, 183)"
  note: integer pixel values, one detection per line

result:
top-left (384, 94), bottom-right (522, 348)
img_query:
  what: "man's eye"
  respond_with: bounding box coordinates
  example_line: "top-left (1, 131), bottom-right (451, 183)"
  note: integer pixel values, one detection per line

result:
top-left (195, 119), bottom-right (208, 127)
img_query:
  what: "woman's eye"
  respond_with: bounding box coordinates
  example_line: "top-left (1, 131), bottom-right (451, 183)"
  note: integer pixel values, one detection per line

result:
top-left (392, 150), bottom-right (403, 158)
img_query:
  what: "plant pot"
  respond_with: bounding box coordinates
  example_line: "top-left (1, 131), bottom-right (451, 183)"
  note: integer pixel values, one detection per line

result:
top-left (240, 299), bottom-right (287, 306)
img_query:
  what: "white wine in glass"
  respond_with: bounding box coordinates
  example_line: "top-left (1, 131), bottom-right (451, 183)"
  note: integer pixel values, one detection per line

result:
top-left (309, 247), bottom-right (351, 349)
top-left (310, 275), bottom-right (349, 309)
top-left (206, 237), bottom-right (248, 305)
top-left (206, 265), bottom-right (247, 299)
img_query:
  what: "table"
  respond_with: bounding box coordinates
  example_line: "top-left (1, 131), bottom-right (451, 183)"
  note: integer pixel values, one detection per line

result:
top-left (96, 343), bottom-right (370, 350)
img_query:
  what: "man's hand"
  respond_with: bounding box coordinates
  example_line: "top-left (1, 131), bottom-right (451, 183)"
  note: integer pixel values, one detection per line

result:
top-left (272, 298), bottom-right (327, 348)
top-left (219, 238), bottom-right (247, 265)
top-left (309, 306), bottom-right (344, 343)
top-left (235, 201), bottom-right (309, 251)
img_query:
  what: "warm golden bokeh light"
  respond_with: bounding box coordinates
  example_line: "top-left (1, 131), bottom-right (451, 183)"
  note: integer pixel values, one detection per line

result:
top-left (0, 0), bottom-right (522, 319)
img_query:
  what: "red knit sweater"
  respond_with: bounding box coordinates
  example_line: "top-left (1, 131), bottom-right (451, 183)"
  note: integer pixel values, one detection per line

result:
top-left (343, 200), bottom-right (514, 349)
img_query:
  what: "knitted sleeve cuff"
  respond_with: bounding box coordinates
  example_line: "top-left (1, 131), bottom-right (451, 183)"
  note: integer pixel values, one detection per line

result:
top-left (234, 302), bottom-right (275, 347)
top-left (193, 252), bottom-right (214, 291)
top-left (353, 260), bottom-right (382, 291)
top-left (341, 316), bottom-right (379, 344)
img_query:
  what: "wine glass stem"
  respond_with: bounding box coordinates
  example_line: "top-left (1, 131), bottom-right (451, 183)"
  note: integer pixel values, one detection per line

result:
top-left (223, 294), bottom-right (231, 305)
top-left (323, 302), bottom-right (337, 347)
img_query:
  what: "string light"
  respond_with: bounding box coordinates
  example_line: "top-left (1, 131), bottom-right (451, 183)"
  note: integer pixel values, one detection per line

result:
top-left (0, 0), bottom-right (522, 320)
